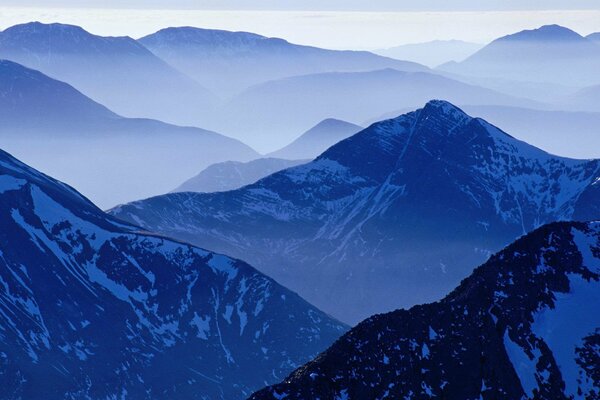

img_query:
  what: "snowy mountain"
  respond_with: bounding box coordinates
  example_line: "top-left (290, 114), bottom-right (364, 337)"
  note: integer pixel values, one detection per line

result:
top-left (173, 158), bottom-right (308, 193)
top-left (138, 26), bottom-right (428, 97)
top-left (375, 40), bottom-right (483, 67)
top-left (249, 220), bottom-right (600, 400)
top-left (0, 59), bottom-right (258, 208)
top-left (0, 22), bottom-right (217, 126)
top-left (367, 104), bottom-right (600, 159)
top-left (216, 69), bottom-right (541, 151)
top-left (109, 101), bottom-right (600, 324)
top-left (439, 25), bottom-right (600, 87)
top-left (0, 148), bottom-right (346, 399)
top-left (267, 119), bottom-right (363, 160)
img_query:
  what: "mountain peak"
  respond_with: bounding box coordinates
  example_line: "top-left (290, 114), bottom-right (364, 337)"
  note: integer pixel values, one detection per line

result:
top-left (499, 24), bottom-right (585, 43)
top-left (3, 21), bottom-right (89, 37)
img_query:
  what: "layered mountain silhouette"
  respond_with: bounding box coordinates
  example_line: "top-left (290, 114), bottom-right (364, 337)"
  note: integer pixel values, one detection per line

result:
top-left (249, 221), bottom-right (600, 399)
top-left (375, 40), bottom-right (483, 67)
top-left (587, 32), bottom-right (600, 42)
top-left (0, 22), bottom-right (217, 126)
top-left (267, 119), bottom-right (363, 160)
top-left (173, 158), bottom-right (308, 193)
top-left (217, 69), bottom-right (540, 150)
top-left (439, 25), bottom-right (600, 87)
top-left (0, 148), bottom-right (346, 399)
top-left (0, 59), bottom-right (257, 208)
top-left (138, 26), bottom-right (427, 97)
top-left (561, 83), bottom-right (600, 113)
top-left (110, 101), bottom-right (600, 323)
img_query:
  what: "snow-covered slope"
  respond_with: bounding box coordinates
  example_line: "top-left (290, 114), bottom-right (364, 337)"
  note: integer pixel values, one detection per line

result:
top-left (138, 26), bottom-right (427, 97)
top-left (249, 221), bottom-right (600, 400)
top-left (0, 59), bottom-right (258, 208)
top-left (439, 24), bottom-right (600, 87)
top-left (0, 22), bottom-right (217, 126)
top-left (0, 148), bottom-right (346, 399)
top-left (173, 158), bottom-right (308, 193)
top-left (110, 100), bottom-right (600, 324)
top-left (267, 119), bottom-right (363, 160)
top-left (367, 104), bottom-right (600, 159)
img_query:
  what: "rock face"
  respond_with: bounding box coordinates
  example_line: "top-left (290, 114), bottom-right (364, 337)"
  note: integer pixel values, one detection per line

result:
top-left (0, 149), bottom-right (347, 399)
top-left (173, 158), bottom-right (308, 193)
top-left (0, 22), bottom-right (217, 126)
top-left (249, 221), bottom-right (600, 400)
top-left (109, 101), bottom-right (600, 324)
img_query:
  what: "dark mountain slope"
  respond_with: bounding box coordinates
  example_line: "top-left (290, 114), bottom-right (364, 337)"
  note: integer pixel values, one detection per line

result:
top-left (250, 220), bottom-right (600, 400)
top-left (0, 148), bottom-right (346, 399)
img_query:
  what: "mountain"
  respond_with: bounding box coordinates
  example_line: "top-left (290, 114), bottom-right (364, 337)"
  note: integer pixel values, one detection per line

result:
top-left (561, 83), bottom-right (600, 113)
top-left (267, 119), bottom-right (363, 160)
top-left (0, 22), bottom-right (217, 126)
top-left (138, 26), bottom-right (428, 98)
top-left (249, 220), bottom-right (600, 400)
top-left (367, 104), bottom-right (600, 159)
top-left (586, 32), bottom-right (600, 42)
top-left (109, 101), bottom-right (600, 324)
top-left (375, 40), bottom-right (483, 67)
top-left (0, 59), bottom-right (258, 208)
top-left (0, 148), bottom-right (347, 399)
top-left (439, 24), bottom-right (600, 87)
top-left (173, 158), bottom-right (308, 193)
top-left (215, 69), bottom-right (542, 151)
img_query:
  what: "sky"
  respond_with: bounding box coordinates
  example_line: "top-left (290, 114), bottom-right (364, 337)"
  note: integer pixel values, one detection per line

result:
top-left (0, 2), bottom-right (599, 49)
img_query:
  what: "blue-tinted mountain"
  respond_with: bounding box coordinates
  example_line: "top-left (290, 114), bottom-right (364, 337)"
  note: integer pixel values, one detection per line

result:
top-left (249, 221), bottom-right (600, 399)
top-left (367, 104), bottom-right (600, 159)
top-left (216, 69), bottom-right (541, 150)
top-left (139, 26), bottom-right (428, 97)
top-left (267, 119), bottom-right (363, 160)
top-left (375, 39), bottom-right (483, 67)
top-left (0, 59), bottom-right (258, 208)
top-left (0, 148), bottom-right (346, 399)
top-left (587, 32), bottom-right (600, 42)
top-left (173, 158), bottom-right (308, 193)
top-left (109, 101), bottom-right (600, 323)
top-left (0, 22), bottom-right (217, 126)
top-left (439, 24), bottom-right (600, 87)
top-left (561, 83), bottom-right (600, 113)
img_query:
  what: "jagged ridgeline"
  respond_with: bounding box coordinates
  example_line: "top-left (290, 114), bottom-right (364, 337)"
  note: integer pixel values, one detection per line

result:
top-left (110, 100), bottom-right (600, 324)
top-left (249, 221), bottom-right (600, 399)
top-left (0, 149), bottom-right (347, 399)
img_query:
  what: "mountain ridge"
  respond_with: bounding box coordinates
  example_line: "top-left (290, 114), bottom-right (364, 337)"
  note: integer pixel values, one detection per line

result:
top-left (110, 100), bottom-right (600, 323)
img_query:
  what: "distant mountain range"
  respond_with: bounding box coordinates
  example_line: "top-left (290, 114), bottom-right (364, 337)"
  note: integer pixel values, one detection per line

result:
top-left (216, 69), bottom-right (541, 151)
top-left (0, 59), bottom-right (258, 208)
top-left (588, 32), bottom-right (600, 42)
top-left (0, 148), bottom-right (346, 399)
top-left (267, 119), bottom-right (363, 160)
top-left (0, 22), bottom-right (217, 126)
top-left (439, 25), bottom-right (600, 88)
top-left (250, 220), bottom-right (600, 399)
top-left (561, 83), bottom-right (600, 113)
top-left (139, 26), bottom-right (428, 97)
top-left (173, 158), bottom-right (308, 193)
top-left (110, 101), bottom-right (600, 323)
top-left (375, 40), bottom-right (483, 67)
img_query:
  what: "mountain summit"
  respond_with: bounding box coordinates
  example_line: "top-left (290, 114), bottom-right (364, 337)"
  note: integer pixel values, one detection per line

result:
top-left (0, 22), bottom-right (216, 126)
top-left (110, 100), bottom-right (600, 323)
top-left (439, 24), bottom-right (600, 87)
